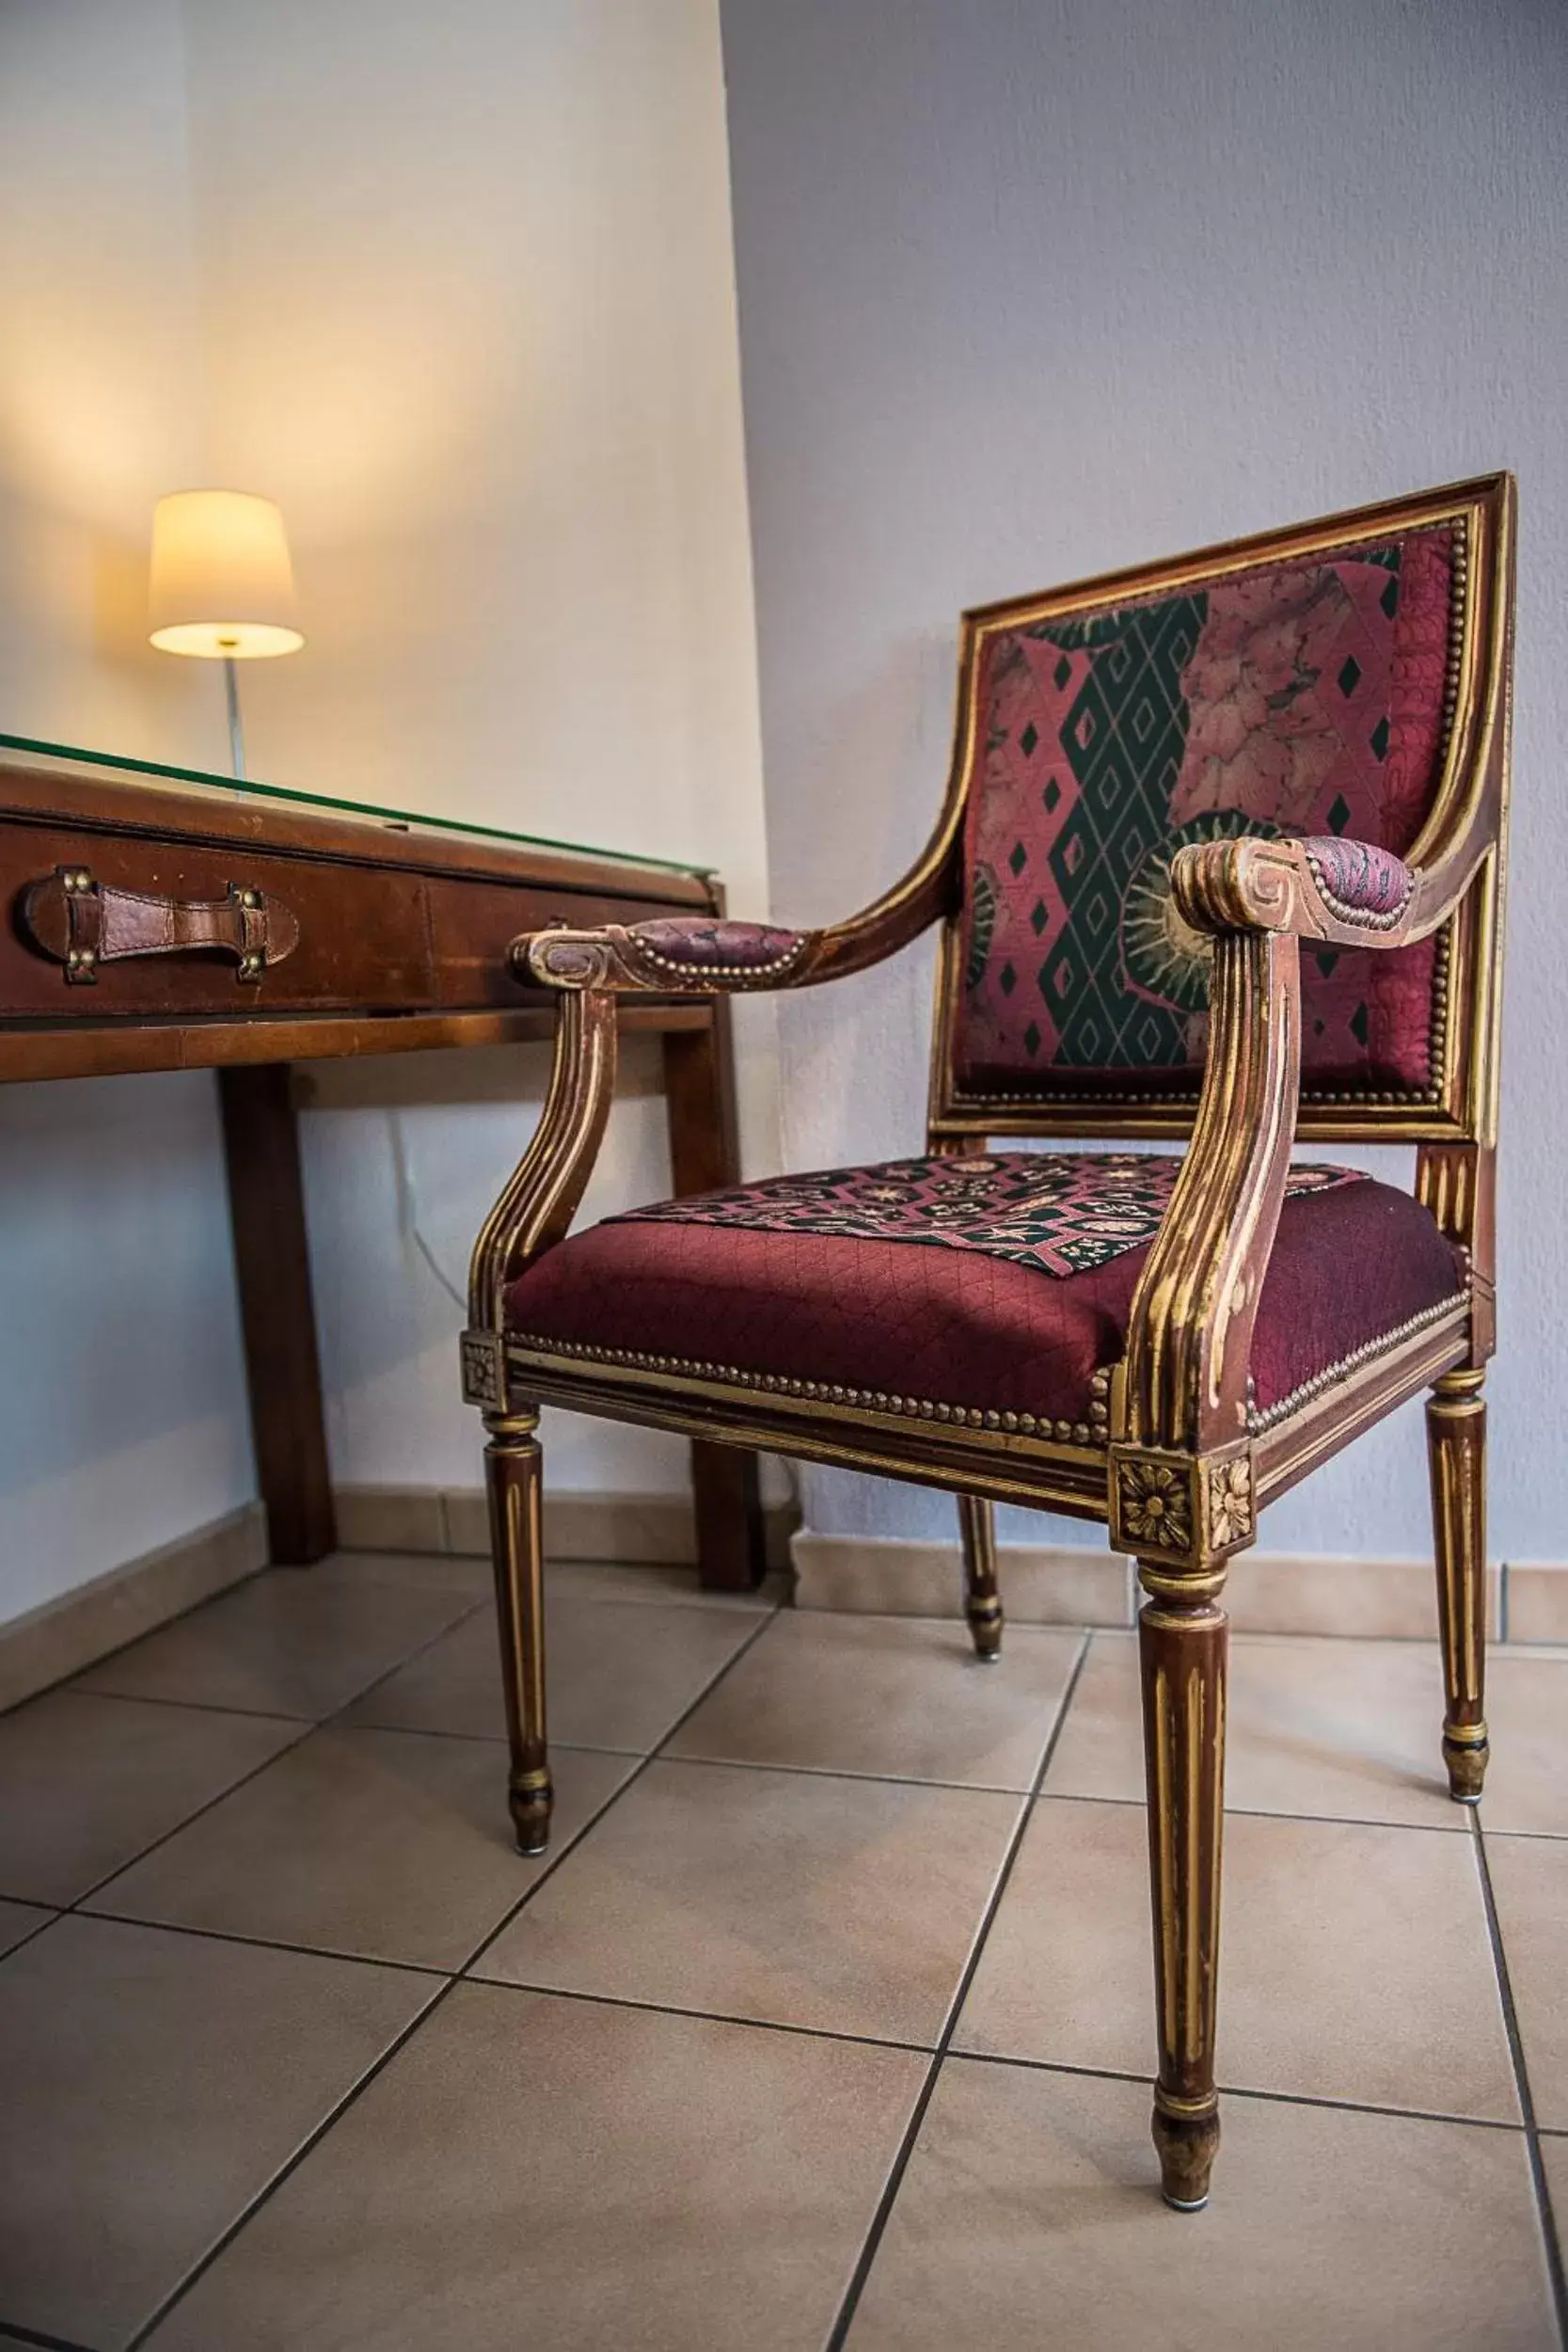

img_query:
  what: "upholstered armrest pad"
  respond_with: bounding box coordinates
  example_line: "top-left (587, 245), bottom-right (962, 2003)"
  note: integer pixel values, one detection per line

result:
top-left (522, 914), bottom-right (816, 992)
top-left (1297, 837), bottom-right (1416, 925)
top-left (626, 918), bottom-right (811, 977)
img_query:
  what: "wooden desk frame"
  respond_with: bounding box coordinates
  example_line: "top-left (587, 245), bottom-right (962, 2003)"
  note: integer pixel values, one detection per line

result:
top-left (0, 754), bottom-right (767, 1591)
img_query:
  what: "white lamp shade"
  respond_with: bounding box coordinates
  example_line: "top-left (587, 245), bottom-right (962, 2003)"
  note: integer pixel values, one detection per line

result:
top-left (149, 489), bottom-right (304, 659)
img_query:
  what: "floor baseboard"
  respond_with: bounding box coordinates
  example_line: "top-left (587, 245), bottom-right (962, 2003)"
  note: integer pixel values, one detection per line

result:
top-left (8, 1493), bottom-right (1555, 1718)
top-left (0, 1503), bottom-right (268, 1712)
top-left (333, 1484), bottom-right (798, 1575)
top-left (791, 1533), bottom-right (1563, 1645)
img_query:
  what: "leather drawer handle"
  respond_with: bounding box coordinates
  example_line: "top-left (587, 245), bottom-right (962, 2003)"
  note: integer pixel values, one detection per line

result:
top-left (19, 864), bottom-right (301, 985)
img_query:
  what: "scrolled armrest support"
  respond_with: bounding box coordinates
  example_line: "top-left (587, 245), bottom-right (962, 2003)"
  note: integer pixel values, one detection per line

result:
top-left (1173, 834), bottom-right (1420, 948)
top-left (467, 988), bottom-right (619, 1335)
top-left (1116, 927), bottom-right (1302, 1469)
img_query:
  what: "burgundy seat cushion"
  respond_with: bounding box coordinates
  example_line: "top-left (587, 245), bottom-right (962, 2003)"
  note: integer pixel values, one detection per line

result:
top-left (506, 1153), bottom-right (1464, 1431)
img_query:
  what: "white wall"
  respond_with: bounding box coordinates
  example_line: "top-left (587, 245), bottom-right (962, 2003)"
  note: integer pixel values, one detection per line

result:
top-left (721, 0), bottom-right (1568, 1560)
top-left (0, 1), bottom-right (254, 1614)
top-left (0, 0), bottom-right (774, 1623)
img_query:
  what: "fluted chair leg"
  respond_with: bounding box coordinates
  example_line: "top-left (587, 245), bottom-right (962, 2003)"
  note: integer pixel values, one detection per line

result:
top-left (1428, 1369), bottom-right (1490, 1804)
top-left (1138, 1560), bottom-right (1227, 2210)
top-left (484, 1405), bottom-right (552, 1854)
top-left (958, 1492), bottom-right (1003, 1660)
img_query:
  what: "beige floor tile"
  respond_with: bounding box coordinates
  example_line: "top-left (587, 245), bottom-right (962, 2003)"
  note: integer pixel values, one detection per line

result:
top-left (147, 1983), bottom-right (924, 2352)
top-left (666, 1613), bottom-right (1082, 1788)
top-left (0, 1690), bottom-right (299, 1906)
top-left (76, 1553), bottom-right (487, 1721)
top-left (1486, 1834), bottom-right (1568, 2131)
top-left (0, 1913), bottom-right (432, 2349)
top-left (848, 2059), bottom-right (1555, 2351)
top-left (546, 1557), bottom-right (786, 1611)
top-left (1481, 1651), bottom-right (1568, 1835)
top-left (0, 1898), bottom-right (53, 1958)
top-left (478, 1757), bottom-right (1022, 2044)
top-left (86, 1731), bottom-right (637, 1971)
top-left (956, 1797), bottom-right (1517, 2120)
top-left (346, 1592), bottom-right (760, 1752)
top-left (1046, 1629), bottom-right (1463, 1827)
top-left (1542, 2135), bottom-right (1568, 2253)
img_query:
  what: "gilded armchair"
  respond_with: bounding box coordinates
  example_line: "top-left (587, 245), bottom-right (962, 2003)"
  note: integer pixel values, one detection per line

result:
top-left (462, 475), bottom-right (1513, 2210)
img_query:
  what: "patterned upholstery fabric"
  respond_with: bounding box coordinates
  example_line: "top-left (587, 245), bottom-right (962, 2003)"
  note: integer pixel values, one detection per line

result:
top-left (954, 525), bottom-right (1454, 1097)
top-left (614, 1152), bottom-right (1361, 1280)
top-left (630, 919), bottom-right (805, 972)
top-left (506, 1158), bottom-right (1464, 1425)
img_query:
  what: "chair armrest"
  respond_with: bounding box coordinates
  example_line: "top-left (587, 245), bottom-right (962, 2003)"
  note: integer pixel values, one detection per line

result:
top-left (1113, 918), bottom-right (1302, 1516)
top-left (520, 841), bottom-right (962, 995)
top-left (1174, 831), bottom-right (1441, 948)
top-left (524, 916), bottom-right (817, 993)
top-left (1116, 822), bottom-right (1485, 1558)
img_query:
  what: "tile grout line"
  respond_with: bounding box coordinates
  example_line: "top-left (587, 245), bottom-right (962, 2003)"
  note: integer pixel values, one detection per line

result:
top-left (117, 1966), bottom-right (453, 2352)
top-left (0, 2321), bottom-right (96, 2351)
top-left (1030, 1786), bottom-right (1484, 1836)
top-left (468, 1976), bottom-right (936, 2059)
top-left (453, 1600), bottom-right (784, 1981)
top-left (1470, 1810), bottom-right (1568, 2345)
top-left (15, 1746), bottom-right (1568, 1934)
top-left (116, 1596), bottom-right (784, 2351)
top-left (4, 1586), bottom-right (784, 1996)
top-left (1, 1551), bottom-right (497, 1723)
top-left (49, 1596), bottom-right (501, 1923)
top-left (823, 1629), bottom-right (1094, 2352)
top-left (949, 2046), bottom-right (1534, 2135)
top-left (69, 1908), bottom-right (451, 1983)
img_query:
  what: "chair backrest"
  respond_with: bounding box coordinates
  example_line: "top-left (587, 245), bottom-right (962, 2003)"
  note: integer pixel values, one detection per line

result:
top-left (928, 476), bottom-right (1513, 1149)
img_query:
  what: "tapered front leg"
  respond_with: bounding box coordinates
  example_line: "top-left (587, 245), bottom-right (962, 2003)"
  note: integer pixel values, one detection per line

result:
top-left (957, 1493), bottom-right (1003, 1660)
top-left (1428, 1369), bottom-right (1490, 1803)
top-left (484, 1406), bottom-right (551, 1854)
top-left (1138, 1563), bottom-right (1228, 2210)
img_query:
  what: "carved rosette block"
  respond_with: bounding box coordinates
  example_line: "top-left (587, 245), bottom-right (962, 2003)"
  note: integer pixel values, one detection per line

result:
top-left (460, 1328), bottom-right (507, 1412)
top-left (1111, 1446), bottom-right (1258, 1573)
top-left (1111, 1450), bottom-right (1197, 1564)
top-left (1206, 1454), bottom-right (1254, 1551)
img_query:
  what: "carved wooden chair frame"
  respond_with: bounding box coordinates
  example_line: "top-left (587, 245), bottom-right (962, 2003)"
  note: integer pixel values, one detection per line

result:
top-left (462, 474), bottom-right (1513, 2209)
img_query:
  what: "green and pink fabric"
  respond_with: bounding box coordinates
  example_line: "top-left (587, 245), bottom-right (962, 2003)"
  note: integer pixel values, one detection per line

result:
top-left (954, 526), bottom-right (1455, 1096)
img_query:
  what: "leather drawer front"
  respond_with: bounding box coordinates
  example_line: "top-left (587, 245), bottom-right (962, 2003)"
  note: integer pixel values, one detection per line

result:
top-left (425, 878), bottom-right (705, 1008)
top-left (0, 825), bottom-right (432, 1017)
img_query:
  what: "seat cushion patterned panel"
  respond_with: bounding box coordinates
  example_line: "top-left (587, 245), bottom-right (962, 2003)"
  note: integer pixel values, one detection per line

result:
top-left (506, 1159), bottom-right (1464, 1427)
top-left (955, 524), bottom-right (1455, 1099)
top-left (610, 1152), bottom-right (1361, 1280)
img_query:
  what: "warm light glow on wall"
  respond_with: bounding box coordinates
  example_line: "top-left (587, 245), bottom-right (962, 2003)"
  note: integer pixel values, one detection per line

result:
top-left (148, 488), bottom-right (304, 659)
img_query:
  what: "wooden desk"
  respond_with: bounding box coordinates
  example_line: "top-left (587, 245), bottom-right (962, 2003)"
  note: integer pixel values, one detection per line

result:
top-left (0, 739), bottom-right (766, 1589)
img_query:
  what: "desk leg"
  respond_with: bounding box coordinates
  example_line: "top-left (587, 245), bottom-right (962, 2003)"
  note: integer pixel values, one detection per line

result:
top-left (662, 1003), bottom-right (767, 1591)
top-left (218, 1064), bottom-right (337, 1565)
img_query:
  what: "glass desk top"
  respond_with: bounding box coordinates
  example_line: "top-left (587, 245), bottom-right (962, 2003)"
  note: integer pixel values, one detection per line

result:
top-left (0, 730), bottom-right (711, 879)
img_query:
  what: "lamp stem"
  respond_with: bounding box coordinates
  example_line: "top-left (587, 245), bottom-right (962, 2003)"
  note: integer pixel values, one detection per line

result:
top-left (222, 655), bottom-right (246, 779)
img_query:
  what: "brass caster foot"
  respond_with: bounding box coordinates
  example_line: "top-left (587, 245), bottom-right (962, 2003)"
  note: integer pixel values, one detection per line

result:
top-left (1152, 2099), bottom-right (1218, 2212)
top-left (967, 1601), bottom-right (1004, 1662)
top-left (1444, 1729), bottom-right (1489, 1804)
top-left (509, 1778), bottom-right (553, 1858)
